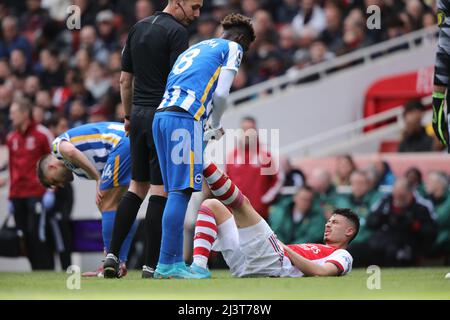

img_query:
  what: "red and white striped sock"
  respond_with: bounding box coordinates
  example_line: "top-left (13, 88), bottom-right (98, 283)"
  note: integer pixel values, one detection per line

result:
top-left (203, 162), bottom-right (244, 208)
top-left (192, 205), bottom-right (218, 269)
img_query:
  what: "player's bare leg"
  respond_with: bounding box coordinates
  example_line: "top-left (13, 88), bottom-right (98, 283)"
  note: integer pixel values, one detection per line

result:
top-left (90, 186), bottom-right (137, 278)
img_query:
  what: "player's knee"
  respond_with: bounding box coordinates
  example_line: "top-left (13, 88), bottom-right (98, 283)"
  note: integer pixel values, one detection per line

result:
top-left (201, 198), bottom-right (231, 224)
top-left (241, 195), bottom-right (251, 208)
top-left (201, 198), bottom-right (223, 214)
top-left (129, 180), bottom-right (150, 200)
top-left (150, 184), bottom-right (167, 197)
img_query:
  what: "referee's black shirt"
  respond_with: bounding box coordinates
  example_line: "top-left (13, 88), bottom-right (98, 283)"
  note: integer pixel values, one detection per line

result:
top-left (121, 12), bottom-right (189, 108)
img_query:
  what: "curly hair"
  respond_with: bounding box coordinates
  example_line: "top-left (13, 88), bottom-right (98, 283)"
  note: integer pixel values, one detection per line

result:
top-left (221, 13), bottom-right (256, 42)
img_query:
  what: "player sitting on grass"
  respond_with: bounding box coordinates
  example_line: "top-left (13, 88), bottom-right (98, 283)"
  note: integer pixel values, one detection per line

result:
top-left (190, 162), bottom-right (359, 278)
top-left (37, 122), bottom-right (138, 277)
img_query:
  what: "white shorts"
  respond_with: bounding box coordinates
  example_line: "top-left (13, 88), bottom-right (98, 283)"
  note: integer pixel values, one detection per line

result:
top-left (212, 217), bottom-right (285, 277)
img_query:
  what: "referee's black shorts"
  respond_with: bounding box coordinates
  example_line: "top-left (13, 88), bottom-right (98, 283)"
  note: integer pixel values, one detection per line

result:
top-left (129, 105), bottom-right (163, 185)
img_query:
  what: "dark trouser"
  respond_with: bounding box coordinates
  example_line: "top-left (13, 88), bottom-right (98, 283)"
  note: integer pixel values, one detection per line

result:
top-left (11, 197), bottom-right (54, 270)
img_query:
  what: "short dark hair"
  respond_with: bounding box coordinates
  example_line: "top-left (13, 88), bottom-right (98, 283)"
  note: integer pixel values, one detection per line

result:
top-left (299, 184), bottom-right (314, 194)
top-left (333, 208), bottom-right (360, 243)
top-left (37, 153), bottom-right (53, 188)
top-left (241, 116), bottom-right (256, 124)
top-left (403, 100), bottom-right (424, 115)
top-left (221, 13), bottom-right (256, 43)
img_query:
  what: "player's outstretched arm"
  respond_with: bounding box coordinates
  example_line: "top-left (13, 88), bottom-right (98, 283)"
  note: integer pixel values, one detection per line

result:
top-left (58, 141), bottom-right (100, 181)
top-left (280, 243), bottom-right (341, 277)
top-left (209, 69), bottom-right (236, 129)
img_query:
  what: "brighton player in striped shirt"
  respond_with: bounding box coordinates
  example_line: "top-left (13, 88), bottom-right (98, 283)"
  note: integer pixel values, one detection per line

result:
top-left (36, 122), bottom-right (138, 277)
top-left (147, 13), bottom-right (255, 279)
top-left (190, 162), bottom-right (359, 278)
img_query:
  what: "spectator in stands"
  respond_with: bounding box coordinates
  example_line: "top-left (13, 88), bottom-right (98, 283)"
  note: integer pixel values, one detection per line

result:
top-left (0, 84), bottom-right (13, 144)
top-left (35, 89), bottom-right (56, 123)
top-left (276, 0), bottom-right (299, 23)
top-left (269, 185), bottom-right (325, 244)
top-left (425, 171), bottom-right (450, 256)
top-left (23, 75), bottom-right (40, 102)
top-left (398, 100), bottom-right (434, 152)
top-left (405, 167), bottom-right (427, 198)
top-left (309, 167), bottom-right (337, 219)
top-left (334, 154), bottom-right (357, 186)
top-left (134, 0), bottom-right (155, 23)
top-left (79, 25), bottom-right (110, 66)
top-left (74, 49), bottom-right (92, 79)
top-left (64, 72), bottom-right (95, 120)
top-left (371, 156), bottom-right (396, 189)
top-left (341, 9), bottom-right (372, 55)
top-left (225, 116), bottom-right (283, 221)
top-left (9, 48), bottom-right (31, 76)
top-left (309, 40), bottom-right (335, 65)
top-left (278, 25), bottom-right (298, 71)
top-left (241, 0), bottom-right (261, 18)
top-left (365, 178), bottom-right (437, 266)
top-left (190, 14), bottom-right (219, 45)
top-left (280, 157), bottom-right (305, 190)
top-left (6, 96), bottom-right (54, 270)
top-left (292, 0), bottom-right (326, 38)
top-left (405, 0), bottom-right (424, 31)
top-left (96, 10), bottom-right (120, 52)
top-left (0, 16), bottom-right (32, 66)
top-left (37, 48), bottom-right (65, 91)
top-left (334, 170), bottom-right (382, 266)
top-left (0, 58), bottom-right (11, 84)
top-left (319, 1), bottom-right (344, 54)
top-left (85, 61), bottom-right (111, 101)
top-left (18, 0), bottom-right (50, 46)
top-left (67, 99), bottom-right (88, 128)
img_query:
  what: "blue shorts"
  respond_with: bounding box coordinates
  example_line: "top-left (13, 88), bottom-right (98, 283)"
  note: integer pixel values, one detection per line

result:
top-left (152, 111), bottom-right (204, 192)
top-left (99, 138), bottom-right (132, 191)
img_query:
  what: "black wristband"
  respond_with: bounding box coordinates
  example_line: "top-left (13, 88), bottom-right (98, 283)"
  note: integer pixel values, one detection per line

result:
top-left (124, 115), bottom-right (130, 120)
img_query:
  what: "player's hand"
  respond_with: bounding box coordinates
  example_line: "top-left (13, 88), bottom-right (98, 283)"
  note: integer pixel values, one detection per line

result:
top-left (204, 125), bottom-right (225, 142)
top-left (124, 118), bottom-right (130, 137)
top-left (432, 95), bottom-right (449, 147)
top-left (95, 180), bottom-right (103, 207)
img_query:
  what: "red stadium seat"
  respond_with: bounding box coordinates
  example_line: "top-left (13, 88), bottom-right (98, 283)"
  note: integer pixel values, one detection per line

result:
top-left (379, 140), bottom-right (400, 153)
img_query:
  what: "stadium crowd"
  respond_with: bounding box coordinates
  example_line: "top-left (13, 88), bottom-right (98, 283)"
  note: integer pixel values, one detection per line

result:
top-left (269, 154), bottom-right (450, 267)
top-left (0, 0), bottom-right (439, 143)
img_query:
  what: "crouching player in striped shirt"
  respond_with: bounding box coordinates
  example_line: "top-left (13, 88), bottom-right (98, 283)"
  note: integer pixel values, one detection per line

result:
top-left (190, 162), bottom-right (359, 278)
top-left (36, 122), bottom-right (138, 277)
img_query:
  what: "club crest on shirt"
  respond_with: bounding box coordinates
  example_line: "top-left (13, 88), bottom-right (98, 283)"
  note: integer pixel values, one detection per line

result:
top-left (195, 173), bottom-right (203, 185)
top-left (26, 137), bottom-right (35, 150)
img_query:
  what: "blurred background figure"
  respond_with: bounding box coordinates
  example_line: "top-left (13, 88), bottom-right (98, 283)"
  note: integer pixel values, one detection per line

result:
top-left (425, 171), bottom-right (450, 258)
top-left (308, 167), bottom-right (337, 219)
top-left (225, 116), bottom-right (283, 221)
top-left (334, 154), bottom-right (356, 187)
top-left (45, 114), bottom-right (73, 270)
top-left (6, 97), bottom-right (54, 270)
top-left (364, 178), bottom-right (437, 267)
top-left (269, 185), bottom-right (325, 244)
top-left (398, 100), bottom-right (434, 152)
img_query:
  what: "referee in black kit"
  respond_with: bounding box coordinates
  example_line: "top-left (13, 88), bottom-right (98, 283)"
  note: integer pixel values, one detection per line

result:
top-left (103, 0), bottom-right (203, 278)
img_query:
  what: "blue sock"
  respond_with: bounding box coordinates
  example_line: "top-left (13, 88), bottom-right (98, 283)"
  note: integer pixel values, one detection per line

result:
top-left (101, 211), bottom-right (115, 253)
top-left (158, 191), bottom-right (191, 265)
top-left (118, 219), bottom-right (138, 263)
top-left (102, 210), bottom-right (138, 263)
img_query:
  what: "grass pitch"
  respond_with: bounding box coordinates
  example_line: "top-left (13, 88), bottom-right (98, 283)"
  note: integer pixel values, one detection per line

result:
top-left (0, 268), bottom-right (449, 300)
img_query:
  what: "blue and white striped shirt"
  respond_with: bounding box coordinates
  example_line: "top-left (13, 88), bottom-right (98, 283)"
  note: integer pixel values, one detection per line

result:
top-left (52, 122), bottom-right (126, 179)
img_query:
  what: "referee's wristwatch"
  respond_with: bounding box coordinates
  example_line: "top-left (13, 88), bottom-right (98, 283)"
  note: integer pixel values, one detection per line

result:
top-left (124, 115), bottom-right (130, 120)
